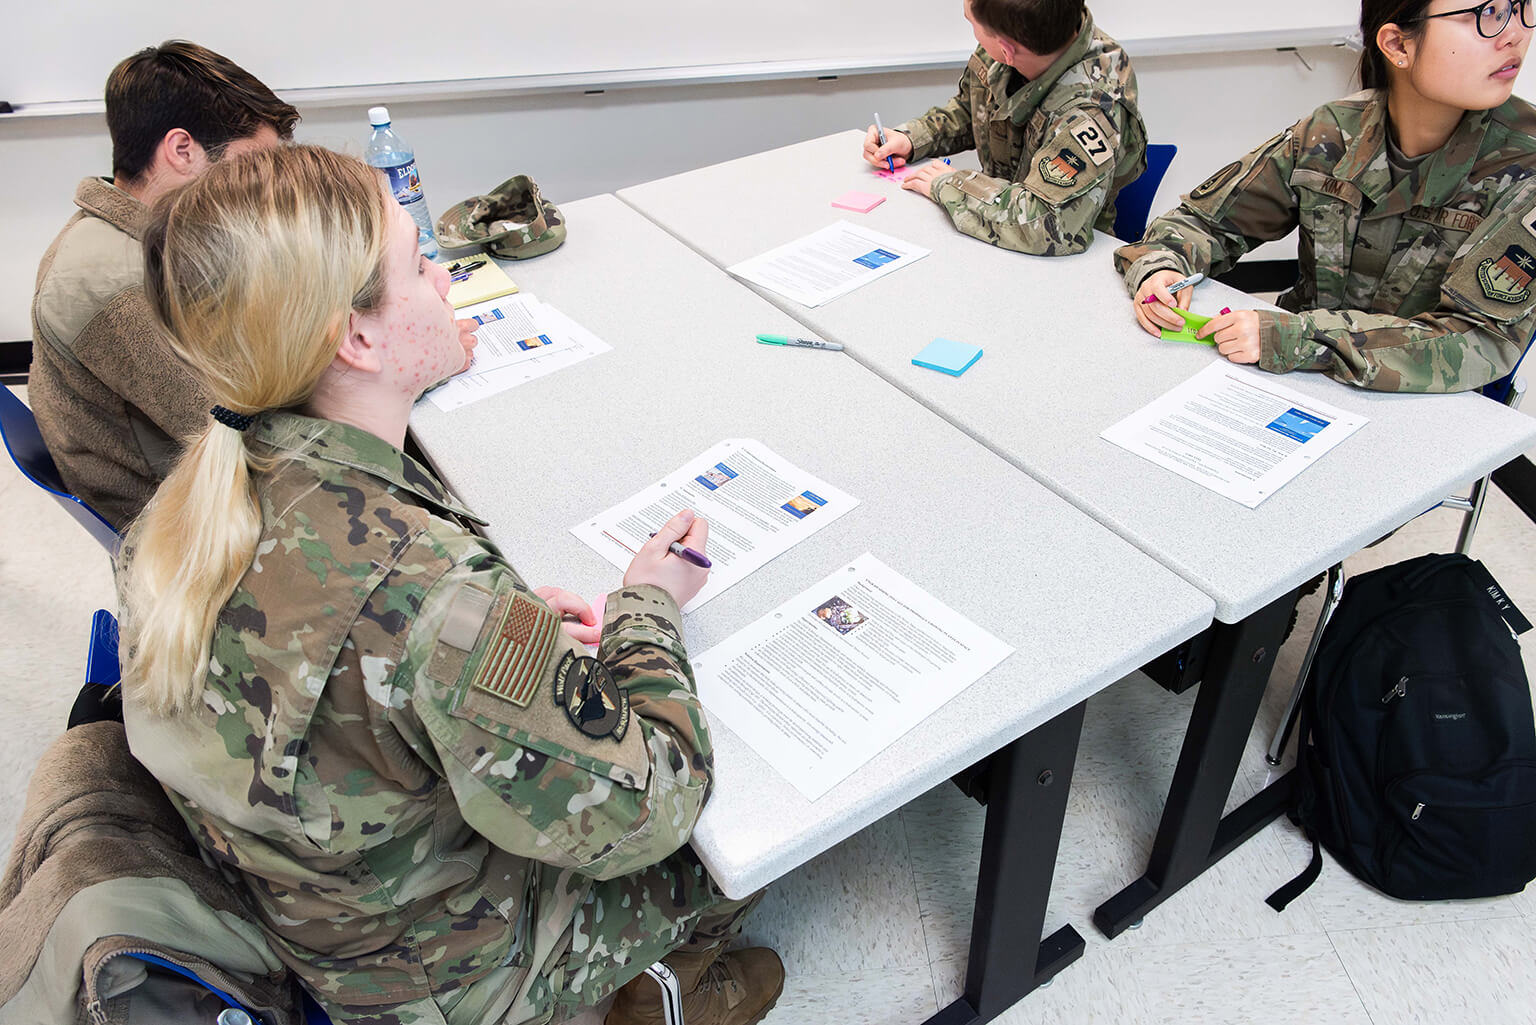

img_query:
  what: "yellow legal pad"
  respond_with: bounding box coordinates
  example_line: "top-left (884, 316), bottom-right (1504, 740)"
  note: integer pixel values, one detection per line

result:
top-left (447, 259), bottom-right (520, 309)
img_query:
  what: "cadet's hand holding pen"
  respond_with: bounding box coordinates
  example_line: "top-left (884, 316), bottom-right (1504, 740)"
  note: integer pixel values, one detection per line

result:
top-left (862, 124), bottom-right (912, 169)
top-left (625, 508), bottom-right (711, 607)
top-left (1197, 309), bottom-right (1263, 364)
top-left (1133, 270), bottom-right (1194, 336)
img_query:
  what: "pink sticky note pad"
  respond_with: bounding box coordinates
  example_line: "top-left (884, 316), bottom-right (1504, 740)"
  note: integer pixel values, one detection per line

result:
top-left (831, 190), bottom-right (886, 213)
top-left (875, 164), bottom-right (920, 182)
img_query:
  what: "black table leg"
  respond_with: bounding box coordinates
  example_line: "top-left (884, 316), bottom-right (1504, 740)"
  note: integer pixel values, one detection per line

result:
top-left (926, 700), bottom-right (1087, 1025)
top-left (1093, 587), bottom-right (1300, 939)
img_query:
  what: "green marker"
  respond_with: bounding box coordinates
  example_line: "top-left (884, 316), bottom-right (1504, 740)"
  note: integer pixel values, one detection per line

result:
top-left (756, 334), bottom-right (843, 351)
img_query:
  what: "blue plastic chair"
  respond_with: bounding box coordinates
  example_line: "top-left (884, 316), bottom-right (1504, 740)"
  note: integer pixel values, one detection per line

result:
top-left (67, 609), bottom-right (122, 730)
top-left (1113, 143), bottom-right (1177, 243)
top-left (85, 608), bottom-right (120, 686)
top-left (0, 381), bottom-right (119, 553)
top-left (303, 989), bottom-right (334, 1025)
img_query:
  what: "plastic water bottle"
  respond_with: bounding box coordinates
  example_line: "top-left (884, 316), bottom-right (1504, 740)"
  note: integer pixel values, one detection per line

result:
top-left (365, 106), bottom-right (438, 259)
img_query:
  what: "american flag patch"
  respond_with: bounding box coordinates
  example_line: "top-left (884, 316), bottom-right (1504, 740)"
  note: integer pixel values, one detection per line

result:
top-left (471, 594), bottom-right (560, 707)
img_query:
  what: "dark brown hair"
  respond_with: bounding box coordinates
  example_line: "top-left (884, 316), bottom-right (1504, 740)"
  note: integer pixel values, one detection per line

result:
top-left (1360, 0), bottom-right (1432, 89)
top-left (969, 0), bottom-right (1086, 57)
top-left (106, 40), bottom-right (300, 184)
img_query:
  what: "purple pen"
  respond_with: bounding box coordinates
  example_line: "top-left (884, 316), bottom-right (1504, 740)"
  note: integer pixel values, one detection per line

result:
top-left (649, 532), bottom-right (713, 568)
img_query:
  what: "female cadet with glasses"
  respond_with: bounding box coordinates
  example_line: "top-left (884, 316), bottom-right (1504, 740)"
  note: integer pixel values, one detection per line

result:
top-left (1119, 0), bottom-right (1536, 391)
top-left (116, 144), bottom-right (784, 1025)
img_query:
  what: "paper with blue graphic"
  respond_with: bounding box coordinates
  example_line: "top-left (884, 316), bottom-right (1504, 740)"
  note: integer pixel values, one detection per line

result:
top-left (572, 439), bottom-right (859, 610)
top-left (1100, 363), bottom-right (1367, 508)
top-left (727, 220), bottom-right (929, 308)
top-left (426, 293), bottom-right (611, 412)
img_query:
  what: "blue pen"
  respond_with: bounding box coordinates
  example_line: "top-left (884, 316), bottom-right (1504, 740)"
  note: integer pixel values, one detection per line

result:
top-left (874, 112), bottom-right (895, 173)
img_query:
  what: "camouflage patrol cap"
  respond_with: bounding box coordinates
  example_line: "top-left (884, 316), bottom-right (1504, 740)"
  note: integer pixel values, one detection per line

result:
top-left (435, 175), bottom-right (566, 259)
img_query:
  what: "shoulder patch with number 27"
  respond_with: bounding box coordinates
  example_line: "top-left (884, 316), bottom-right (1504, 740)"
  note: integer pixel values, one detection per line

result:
top-left (1069, 114), bottom-right (1115, 167)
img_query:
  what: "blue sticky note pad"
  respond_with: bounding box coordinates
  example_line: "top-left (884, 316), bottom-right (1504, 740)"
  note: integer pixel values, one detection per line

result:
top-left (912, 338), bottom-right (982, 376)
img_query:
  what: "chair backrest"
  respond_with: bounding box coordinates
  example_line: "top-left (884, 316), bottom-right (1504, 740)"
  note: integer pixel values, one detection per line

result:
top-left (0, 381), bottom-right (120, 553)
top-left (1113, 143), bottom-right (1177, 243)
top-left (86, 608), bottom-right (121, 687)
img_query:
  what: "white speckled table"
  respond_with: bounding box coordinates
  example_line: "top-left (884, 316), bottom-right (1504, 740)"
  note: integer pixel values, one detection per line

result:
top-left (618, 130), bottom-right (1536, 625)
top-left (616, 135), bottom-right (1536, 944)
top-left (409, 194), bottom-right (1213, 1022)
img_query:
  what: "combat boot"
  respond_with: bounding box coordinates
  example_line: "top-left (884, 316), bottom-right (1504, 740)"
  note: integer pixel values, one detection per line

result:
top-left (604, 945), bottom-right (784, 1025)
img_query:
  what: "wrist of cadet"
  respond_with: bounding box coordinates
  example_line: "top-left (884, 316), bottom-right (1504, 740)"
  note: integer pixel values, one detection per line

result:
top-left (928, 169), bottom-right (963, 201)
top-left (894, 124), bottom-right (927, 160)
top-left (599, 584), bottom-right (686, 661)
top-left (1256, 311), bottom-right (1324, 372)
top-left (1130, 260), bottom-right (1192, 300)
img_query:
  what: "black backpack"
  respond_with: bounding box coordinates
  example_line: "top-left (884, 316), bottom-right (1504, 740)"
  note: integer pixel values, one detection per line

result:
top-left (1269, 552), bottom-right (1536, 909)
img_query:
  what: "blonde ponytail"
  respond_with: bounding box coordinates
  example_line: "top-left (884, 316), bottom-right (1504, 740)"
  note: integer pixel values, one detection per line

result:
top-left (121, 144), bottom-right (390, 715)
top-left (121, 425), bottom-right (262, 713)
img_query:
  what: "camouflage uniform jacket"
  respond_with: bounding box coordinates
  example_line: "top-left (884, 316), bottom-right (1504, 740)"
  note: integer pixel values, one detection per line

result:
top-left (123, 413), bottom-right (713, 1024)
top-left (1115, 90), bottom-right (1536, 392)
top-left (895, 7), bottom-right (1147, 255)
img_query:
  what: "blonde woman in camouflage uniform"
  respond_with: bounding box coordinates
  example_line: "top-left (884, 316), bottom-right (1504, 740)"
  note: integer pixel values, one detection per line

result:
top-left (117, 145), bottom-right (783, 1025)
top-left (862, 0), bottom-right (1147, 255)
top-left (1121, 0), bottom-right (1536, 392)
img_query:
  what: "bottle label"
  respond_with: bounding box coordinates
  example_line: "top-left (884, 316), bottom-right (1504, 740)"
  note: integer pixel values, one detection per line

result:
top-left (382, 160), bottom-right (424, 205)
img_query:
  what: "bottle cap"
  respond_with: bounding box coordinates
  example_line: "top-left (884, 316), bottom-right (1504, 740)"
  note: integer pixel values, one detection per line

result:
top-left (367, 106), bottom-right (390, 127)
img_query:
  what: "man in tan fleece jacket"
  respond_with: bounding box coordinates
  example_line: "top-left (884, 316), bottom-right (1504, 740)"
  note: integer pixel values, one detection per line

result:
top-left (28, 41), bottom-right (298, 530)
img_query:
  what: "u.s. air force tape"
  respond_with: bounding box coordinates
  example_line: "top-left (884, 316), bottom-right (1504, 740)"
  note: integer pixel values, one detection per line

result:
top-left (553, 651), bottom-right (630, 741)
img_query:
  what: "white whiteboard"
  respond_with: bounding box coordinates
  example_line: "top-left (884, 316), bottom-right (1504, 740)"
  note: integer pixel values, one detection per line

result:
top-left (4, 0), bottom-right (1354, 108)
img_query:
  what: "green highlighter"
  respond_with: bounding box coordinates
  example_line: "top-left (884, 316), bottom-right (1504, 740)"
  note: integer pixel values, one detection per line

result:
top-left (1160, 305), bottom-right (1218, 347)
top-left (756, 334), bottom-right (844, 351)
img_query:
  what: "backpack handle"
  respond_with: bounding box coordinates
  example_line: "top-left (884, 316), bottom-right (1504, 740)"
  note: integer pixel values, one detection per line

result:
top-left (1401, 553), bottom-right (1471, 592)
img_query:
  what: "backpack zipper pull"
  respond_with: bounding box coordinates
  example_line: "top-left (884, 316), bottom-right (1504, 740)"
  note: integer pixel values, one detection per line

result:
top-left (1411, 803), bottom-right (1424, 821)
top-left (1381, 677), bottom-right (1408, 704)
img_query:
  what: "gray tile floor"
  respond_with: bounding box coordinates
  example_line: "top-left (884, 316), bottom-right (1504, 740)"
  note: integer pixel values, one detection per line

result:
top-left (3, 384), bottom-right (1533, 1024)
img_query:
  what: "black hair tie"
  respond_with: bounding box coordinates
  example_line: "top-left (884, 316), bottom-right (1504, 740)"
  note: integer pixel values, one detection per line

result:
top-left (209, 405), bottom-right (255, 432)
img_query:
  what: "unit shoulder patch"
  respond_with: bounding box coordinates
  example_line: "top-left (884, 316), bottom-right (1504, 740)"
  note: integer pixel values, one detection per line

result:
top-left (1477, 243), bottom-right (1536, 304)
top-left (552, 651), bottom-right (630, 742)
top-left (1065, 110), bottom-right (1116, 167)
top-left (1039, 148), bottom-right (1088, 188)
top-left (1446, 213), bottom-right (1536, 325)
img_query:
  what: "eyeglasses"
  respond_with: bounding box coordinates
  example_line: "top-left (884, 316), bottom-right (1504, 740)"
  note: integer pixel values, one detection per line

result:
top-left (1409, 0), bottom-right (1536, 38)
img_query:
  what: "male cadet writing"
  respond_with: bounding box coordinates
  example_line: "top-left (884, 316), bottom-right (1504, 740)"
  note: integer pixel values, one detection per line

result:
top-left (862, 0), bottom-right (1147, 256)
